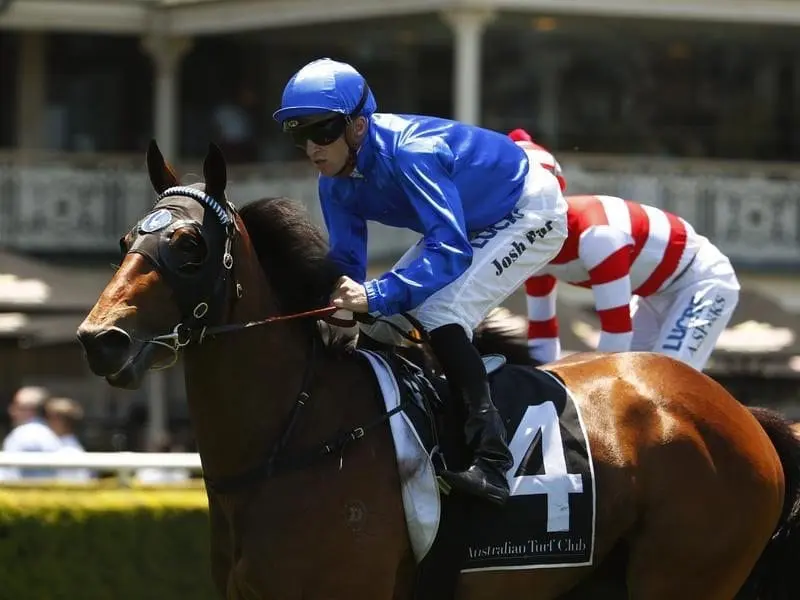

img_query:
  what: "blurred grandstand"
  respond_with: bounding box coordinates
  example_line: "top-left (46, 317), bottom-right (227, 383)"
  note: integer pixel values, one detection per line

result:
top-left (1, 0), bottom-right (800, 452)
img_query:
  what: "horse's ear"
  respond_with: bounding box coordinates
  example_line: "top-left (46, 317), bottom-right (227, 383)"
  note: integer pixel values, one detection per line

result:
top-left (203, 142), bottom-right (227, 200)
top-left (147, 139), bottom-right (180, 194)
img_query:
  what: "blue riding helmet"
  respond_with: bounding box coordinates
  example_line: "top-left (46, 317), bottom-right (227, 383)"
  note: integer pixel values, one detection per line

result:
top-left (272, 58), bottom-right (377, 125)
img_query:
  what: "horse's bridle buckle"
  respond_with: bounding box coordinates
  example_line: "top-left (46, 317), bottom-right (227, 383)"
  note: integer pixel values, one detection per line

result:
top-left (174, 322), bottom-right (193, 348)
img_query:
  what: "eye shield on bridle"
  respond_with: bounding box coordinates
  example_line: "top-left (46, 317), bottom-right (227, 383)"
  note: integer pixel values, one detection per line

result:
top-left (122, 186), bottom-right (237, 333)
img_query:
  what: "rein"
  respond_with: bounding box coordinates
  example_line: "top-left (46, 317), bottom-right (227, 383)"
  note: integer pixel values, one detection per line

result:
top-left (147, 305), bottom-right (342, 366)
top-left (147, 305), bottom-right (428, 369)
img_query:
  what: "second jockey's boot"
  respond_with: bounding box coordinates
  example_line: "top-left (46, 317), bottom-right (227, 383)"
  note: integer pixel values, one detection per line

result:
top-left (429, 323), bottom-right (513, 506)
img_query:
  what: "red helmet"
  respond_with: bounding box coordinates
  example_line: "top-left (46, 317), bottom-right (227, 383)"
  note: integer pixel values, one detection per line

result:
top-left (508, 128), bottom-right (534, 143)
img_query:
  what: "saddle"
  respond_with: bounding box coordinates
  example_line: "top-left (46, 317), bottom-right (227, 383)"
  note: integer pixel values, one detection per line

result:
top-left (364, 339), bottom-right (507, 474)
top-left (336, 307), bottom-right (530, 480)
top-left (344, 307), bottom-right (596, 600)
top-left (357, 339), bottom-right (596, 595)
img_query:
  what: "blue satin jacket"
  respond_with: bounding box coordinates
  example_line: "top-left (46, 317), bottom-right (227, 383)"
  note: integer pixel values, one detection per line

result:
top-left (320, 113), bottom-right (530, 316)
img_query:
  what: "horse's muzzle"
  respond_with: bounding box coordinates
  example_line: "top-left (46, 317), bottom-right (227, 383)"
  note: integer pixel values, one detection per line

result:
top-left (76, 324), bottom-right (133, 378)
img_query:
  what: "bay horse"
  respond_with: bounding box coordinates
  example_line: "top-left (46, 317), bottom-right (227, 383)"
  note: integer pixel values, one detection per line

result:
top-left (77, 141), bottom-right (800, 600)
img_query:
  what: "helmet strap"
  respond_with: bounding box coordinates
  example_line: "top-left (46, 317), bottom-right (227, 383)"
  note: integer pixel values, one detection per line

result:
top-left (329, 81), bottom-right (371, 177)
top-left (332, 119), bottom-right (363, 178)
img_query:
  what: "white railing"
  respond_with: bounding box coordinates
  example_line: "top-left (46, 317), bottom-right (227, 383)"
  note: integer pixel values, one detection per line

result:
top-left (0, 451), bottom-right (202, 471)
top-left (0, 451), bottom-right (203, 485)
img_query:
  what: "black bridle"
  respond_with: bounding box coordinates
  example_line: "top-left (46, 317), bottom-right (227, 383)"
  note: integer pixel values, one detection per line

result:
top-left (123, 186), bottom-right (242, 366)
top-left (128, 187), bottom-right (357, 364)
top-left (123, 186), bottom-right (410, 495)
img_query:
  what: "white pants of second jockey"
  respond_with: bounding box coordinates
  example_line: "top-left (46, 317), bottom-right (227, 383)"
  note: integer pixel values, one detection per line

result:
top-left (361, 159), bottom-right (568, 345)
top-left (630, 239), bottom-right (740, 371)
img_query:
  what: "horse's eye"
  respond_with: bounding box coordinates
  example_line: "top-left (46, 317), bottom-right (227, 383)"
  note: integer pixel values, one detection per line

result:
top-left (175, 235), bottom-right (199, 252)
top-left (170, 231), bottom-right (207, 271)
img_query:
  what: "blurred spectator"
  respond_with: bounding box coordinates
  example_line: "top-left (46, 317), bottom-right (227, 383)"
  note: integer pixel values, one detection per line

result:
top-left (45, 396), bottom-right (95, 482)
top-left (0, 386), bottom-right (62, 481)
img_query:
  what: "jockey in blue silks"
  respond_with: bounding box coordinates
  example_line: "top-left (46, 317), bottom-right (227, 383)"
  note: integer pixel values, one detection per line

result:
top-left (273, 58), bottom-right (568, 506)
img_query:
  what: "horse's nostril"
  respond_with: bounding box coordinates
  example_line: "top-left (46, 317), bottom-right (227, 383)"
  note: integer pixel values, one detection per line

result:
top-left (95, 327), bottom-right (132, 355)
top-left (76, 325), bottom-right (133, 375)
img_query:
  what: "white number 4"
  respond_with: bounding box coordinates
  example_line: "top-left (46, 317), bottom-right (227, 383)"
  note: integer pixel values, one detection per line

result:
top-left (507, 401), bottom-right (584, 533)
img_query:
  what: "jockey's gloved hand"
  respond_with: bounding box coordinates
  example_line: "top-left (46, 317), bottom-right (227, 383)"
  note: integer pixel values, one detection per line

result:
top-left (330, 275), bottom-right (369, 313)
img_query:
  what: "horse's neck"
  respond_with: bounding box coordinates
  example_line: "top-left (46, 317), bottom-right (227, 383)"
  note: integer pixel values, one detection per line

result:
top-left (180, 279), bottom-right (379, 483)
top-left (184, 327), bottom-right (382, 483)
top-left (180, 291), bottom-right (307, 475)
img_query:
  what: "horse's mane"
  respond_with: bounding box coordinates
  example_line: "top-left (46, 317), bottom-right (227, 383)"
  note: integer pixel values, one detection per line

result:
top-left (237, 197), bottom-right (352, 349)
top-left (238, 196), bottom-right (343, 315)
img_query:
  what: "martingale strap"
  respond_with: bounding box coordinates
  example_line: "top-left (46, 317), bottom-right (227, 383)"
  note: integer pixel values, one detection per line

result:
top-left (202, 334), bottom-right (407, 495)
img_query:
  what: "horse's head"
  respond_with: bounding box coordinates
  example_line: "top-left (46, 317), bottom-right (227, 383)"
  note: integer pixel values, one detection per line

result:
top-left (77, 140), bottom-right (240, 389)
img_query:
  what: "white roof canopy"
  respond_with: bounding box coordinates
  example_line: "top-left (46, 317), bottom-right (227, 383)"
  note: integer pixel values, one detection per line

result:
top-left (3, 0), bottom-right (800, 36)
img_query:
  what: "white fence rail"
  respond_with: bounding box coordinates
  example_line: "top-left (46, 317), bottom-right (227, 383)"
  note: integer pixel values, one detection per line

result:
top-left (0, 451), bottom-right (203, 484)
top-left (0, 451), bottom-right (202, 470)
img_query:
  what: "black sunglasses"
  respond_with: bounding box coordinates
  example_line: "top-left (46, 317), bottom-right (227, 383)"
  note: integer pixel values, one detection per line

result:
top-left (288, 116), bottom-right (348, 148)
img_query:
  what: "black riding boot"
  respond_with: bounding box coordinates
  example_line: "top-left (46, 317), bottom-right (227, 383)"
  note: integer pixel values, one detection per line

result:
top-left (429, 324), bottom-right (513, 506)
